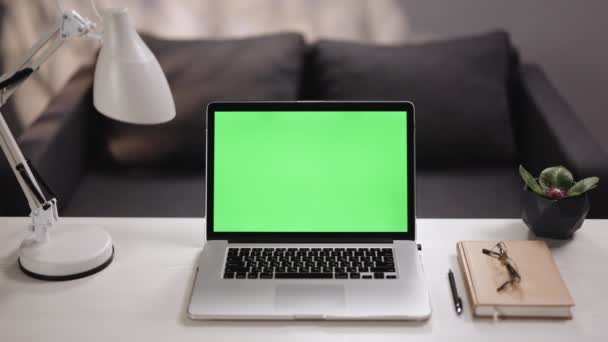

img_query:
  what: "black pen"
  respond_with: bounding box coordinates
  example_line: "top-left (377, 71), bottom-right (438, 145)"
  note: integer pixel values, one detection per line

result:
top-left (448, 269), bottom-right (463, 315)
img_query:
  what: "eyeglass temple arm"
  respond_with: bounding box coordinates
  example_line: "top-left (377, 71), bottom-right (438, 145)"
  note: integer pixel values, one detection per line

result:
top-left (505, 262), bottom-right (521, 278)
top-left (482, 248), bottom-right (503, 258)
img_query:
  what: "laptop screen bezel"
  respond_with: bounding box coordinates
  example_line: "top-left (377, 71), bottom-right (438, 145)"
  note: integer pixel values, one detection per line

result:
top-left (205, 102), bottom-right (415, 243)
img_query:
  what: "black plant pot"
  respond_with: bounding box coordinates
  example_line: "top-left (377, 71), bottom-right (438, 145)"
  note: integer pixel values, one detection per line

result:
top-left (521, 186), bottom-right (590, 239)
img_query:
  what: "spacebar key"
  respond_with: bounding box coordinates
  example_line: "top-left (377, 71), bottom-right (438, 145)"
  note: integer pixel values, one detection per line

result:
top-left (275, 273), bottom-right (333, 279)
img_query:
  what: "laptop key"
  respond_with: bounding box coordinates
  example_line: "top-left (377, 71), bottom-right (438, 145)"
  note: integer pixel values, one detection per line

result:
top-left (224, 272), bottom-right (235, 279)
top-left (260, 272), bottom-right (273, 279)
top-left (247, 273), bottom-right (259, 279)
top-left (374, 272), bottom-right (385, 279)
top-left (236, 272), bottom-right (247, 279)
top-left (335, 272), bottom-right (348, 279)
top-left (362, 275), bottom-right (373, 279)
top-left (275, 273), bottom-right (333, 279)
top-left (349, 273), bottom-right (361, 279)
top-left (386, 275), bottom-right (397, 279)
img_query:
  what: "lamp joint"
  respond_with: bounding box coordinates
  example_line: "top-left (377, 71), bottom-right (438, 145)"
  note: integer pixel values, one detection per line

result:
top-left (30, 199), bottom-right (58, 243)
top-left (60, 10), bottom-right (99, 40)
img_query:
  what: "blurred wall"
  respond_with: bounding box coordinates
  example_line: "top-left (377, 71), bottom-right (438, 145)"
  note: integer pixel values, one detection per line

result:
top-left (1, 0), bottom-right (410, 128)
top-left (401, 0), bottom-right (608, 152)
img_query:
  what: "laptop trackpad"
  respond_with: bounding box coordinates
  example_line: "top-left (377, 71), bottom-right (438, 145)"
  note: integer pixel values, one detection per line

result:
top-left (275, 284), bottom-right (346, 315)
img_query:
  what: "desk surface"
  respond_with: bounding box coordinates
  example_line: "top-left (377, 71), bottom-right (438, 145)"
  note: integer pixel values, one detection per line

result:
top-left (1, 218), bottom-right (607, 341)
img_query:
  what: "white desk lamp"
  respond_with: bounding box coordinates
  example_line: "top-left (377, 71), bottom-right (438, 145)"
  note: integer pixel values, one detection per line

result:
top-left (0, 8), bottom-right (175, 280)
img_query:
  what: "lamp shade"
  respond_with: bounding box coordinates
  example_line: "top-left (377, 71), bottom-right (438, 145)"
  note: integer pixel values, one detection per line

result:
top-left (93, 8), bottom-right (175, 124)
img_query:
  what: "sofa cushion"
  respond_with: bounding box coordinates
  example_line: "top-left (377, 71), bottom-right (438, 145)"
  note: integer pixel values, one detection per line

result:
top-left (63, 169), bottom-right (205, 217)
top-left (103, 33), bottom-right (307, 168)
top-left (62, 167), bottom-right (520, 218)
top-left (416, 167), bottom-right (521, 218)
top-left (311, 31), bottom-right (519, 167)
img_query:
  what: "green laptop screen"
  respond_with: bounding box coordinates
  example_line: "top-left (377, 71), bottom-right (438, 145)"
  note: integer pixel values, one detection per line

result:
top-left (213, 111), bottom-right (408, 233)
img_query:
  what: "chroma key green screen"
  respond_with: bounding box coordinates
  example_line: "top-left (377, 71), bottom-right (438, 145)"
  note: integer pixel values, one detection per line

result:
top-left (213, 111), bottom-right (408, 233)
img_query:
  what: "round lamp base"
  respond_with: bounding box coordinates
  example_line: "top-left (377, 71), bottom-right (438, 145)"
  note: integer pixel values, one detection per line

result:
top-left (18, 224), bottom-right (114, 281)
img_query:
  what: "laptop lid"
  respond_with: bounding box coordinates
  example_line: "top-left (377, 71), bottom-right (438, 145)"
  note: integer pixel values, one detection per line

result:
top-left (206, 102), bottom-right (415, 243)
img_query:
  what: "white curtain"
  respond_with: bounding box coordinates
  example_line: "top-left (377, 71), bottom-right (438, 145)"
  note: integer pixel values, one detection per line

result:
top-left (1, 0), bottom-right (411, 127)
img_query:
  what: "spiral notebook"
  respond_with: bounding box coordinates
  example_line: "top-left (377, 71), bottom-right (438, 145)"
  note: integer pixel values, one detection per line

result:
top-left (456, 240), bottom-right (574, 319)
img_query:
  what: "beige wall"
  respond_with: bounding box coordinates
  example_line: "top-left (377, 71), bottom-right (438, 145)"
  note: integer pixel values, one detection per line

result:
top-left (1, 0), bottom-right (410, 127)
top-left (7, 0), bottom-right (603, 152)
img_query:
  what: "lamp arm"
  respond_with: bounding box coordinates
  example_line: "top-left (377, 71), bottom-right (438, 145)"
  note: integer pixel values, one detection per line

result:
top-left (0, 20), bottom-right (60, 86)
top-left (0, 10), bottom-right (99, 107)
top-left (0, 112), bottom-right (43, 210)
top-left (0, 10), bottom-right (99, 242)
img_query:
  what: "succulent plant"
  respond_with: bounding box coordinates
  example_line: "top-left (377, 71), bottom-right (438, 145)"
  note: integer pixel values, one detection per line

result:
top-left (519, 165), bottom-right (599, 200)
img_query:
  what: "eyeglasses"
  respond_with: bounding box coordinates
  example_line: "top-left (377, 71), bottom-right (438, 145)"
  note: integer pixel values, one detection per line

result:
top-left (482, 241), bottom-right (522, 292)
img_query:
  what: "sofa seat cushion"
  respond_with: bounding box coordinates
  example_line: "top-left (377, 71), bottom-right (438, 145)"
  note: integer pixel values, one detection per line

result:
top-left (416, 167), bottom-right (522, 218)
top-left (63, 169), bottom-right (205, 217)
top-left (311, 30), bottom-right (519, 167)
top-left (64, 168), bottom-right (520, 218)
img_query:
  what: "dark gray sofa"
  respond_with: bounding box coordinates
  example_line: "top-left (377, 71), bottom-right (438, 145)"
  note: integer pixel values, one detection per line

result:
top-left (1, 32), bottom-right (606, 219)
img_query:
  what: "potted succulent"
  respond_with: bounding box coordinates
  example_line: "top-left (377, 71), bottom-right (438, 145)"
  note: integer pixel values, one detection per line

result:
top-left (519, 165), bottom-right (599, 239)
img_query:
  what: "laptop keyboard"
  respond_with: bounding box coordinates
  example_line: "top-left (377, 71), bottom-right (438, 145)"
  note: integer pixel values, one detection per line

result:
top-left (223, 247), bottom-right (397, 280)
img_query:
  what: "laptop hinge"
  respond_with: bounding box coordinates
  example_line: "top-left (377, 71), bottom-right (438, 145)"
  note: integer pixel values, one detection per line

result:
top-left (226, 238), bottom-right (398, 244)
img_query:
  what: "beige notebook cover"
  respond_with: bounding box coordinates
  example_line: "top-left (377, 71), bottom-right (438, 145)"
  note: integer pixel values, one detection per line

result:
top-left (457, 240), bottom-right (574, 319)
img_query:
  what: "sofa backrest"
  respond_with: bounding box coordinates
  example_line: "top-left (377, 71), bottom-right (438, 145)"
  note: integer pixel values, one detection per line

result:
top-left (30, 31), bottom-right (523, 169)
top-left (306, 31), bottom-right (521, 167)
top-left (1, 30), bottom-right (527, 216)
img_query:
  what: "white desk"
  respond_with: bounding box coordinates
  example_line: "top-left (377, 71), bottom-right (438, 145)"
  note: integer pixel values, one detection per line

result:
top-left (1, 218), bottom-right (607, 341)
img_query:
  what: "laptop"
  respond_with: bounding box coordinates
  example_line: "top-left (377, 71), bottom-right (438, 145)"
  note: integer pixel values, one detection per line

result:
top-left (188, 101), bottom-right (431, 320)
